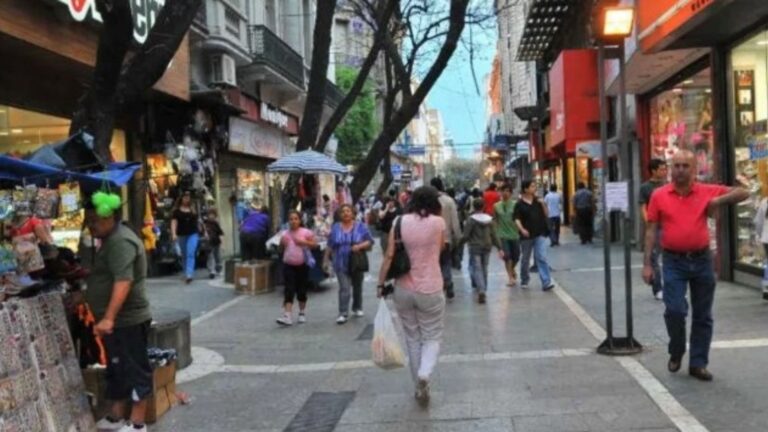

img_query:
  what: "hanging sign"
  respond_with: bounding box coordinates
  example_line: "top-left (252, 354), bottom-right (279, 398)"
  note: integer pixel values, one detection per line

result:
top-left (50, 0), bottom-right (165, 45)
top-left (260, 103), bottom-right (289, 130)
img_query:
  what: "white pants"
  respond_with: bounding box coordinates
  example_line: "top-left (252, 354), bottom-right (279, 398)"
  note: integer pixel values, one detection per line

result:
top-left (393, 288), bottom-right (446, 383)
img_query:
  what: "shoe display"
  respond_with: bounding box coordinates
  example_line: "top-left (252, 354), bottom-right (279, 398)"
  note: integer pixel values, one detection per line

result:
top-left (336, 315), bottom-right (348, 325)
top-left (297, 313), bottom-right (307, 324)
top-left (276, 315), bottom-right (293, 326)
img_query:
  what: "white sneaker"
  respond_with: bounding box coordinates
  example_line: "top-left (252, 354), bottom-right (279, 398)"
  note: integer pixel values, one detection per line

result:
top-left (276, 315), bottom-right (293, 326)
top-left (117, 425), bottom-right (147, 432)
top-left (96, 417), bottom-right (125, 431)
top-left (655, 291), bottom-right (664, 301)
top-left (297, 313), bottom-right (307, 324)
top-left (520, 284), bottom-right (529, 290)
top-left (336, 315), bottom-right (348, 324)
top-left (352, 310), bottom-right (365, 318)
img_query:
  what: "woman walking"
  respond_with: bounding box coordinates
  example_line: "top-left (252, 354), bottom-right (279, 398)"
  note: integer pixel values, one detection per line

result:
top-left (277, 211), bottom-right (318, 326)
top-left (171, 191), bottom-right (200, 284)
top-left (326, 204), bottom-right (373, 324)
top-left (377, 186), bottom-right (446, 406)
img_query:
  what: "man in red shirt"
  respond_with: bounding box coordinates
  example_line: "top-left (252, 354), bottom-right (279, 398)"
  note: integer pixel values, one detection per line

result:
top-left (482, 183), bottom-right (501, 215)
top-left (643, 150), bottom-right (748, 381)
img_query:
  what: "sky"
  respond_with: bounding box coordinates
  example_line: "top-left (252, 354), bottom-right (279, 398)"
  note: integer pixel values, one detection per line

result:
top-left (425, 24), bottom-right (496, 159)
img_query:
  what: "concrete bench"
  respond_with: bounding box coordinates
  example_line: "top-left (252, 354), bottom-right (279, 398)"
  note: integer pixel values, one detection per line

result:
top-left (149, 307), bottom-right (191, 369)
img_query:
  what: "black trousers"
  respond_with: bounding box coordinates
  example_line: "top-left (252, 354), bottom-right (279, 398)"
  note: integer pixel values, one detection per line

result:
top-left (576, 208), bottom-right (594, 243)
top-left (283, 264), bottom-right (309, 305)
top-left (103, 321), bottom-right (153, 401)
top-left (240, 232), bottom-right (268, 261)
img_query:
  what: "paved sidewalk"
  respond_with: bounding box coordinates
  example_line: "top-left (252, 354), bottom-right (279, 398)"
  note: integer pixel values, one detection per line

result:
top-left (144, 230), bottom-right (768, 432)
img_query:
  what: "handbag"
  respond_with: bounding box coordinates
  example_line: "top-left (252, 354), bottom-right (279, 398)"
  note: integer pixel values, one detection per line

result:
top-left (348, 250), bottom-right (369, 273)
top-left (386, 216), bottom-right (411, 280)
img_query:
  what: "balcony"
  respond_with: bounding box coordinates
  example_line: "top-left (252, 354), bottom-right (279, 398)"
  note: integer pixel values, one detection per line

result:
top-left (244, 25), bottom-right (305, 90)
top-left (325, 79), bottom-right (344, 109)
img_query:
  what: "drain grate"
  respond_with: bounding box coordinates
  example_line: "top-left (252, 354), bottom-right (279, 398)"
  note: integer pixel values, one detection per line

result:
top-left (283, 391), bottom-right (356, 432)
top-left (356, 323), bottom-right (374, 340)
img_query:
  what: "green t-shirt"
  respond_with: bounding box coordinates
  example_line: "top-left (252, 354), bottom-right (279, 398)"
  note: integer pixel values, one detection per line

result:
top-left (494, 199), bottom-right (519, 240)
top-left (85, 224), bottom-right (151, 328)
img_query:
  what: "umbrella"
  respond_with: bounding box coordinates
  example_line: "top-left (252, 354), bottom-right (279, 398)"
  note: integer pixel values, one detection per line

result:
top-left (267, 150), bottom-right (348, 175)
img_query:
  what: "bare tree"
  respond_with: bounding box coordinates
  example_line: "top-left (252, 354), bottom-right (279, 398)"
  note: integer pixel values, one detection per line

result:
top-left (69, 0), bottom-right (202, 162)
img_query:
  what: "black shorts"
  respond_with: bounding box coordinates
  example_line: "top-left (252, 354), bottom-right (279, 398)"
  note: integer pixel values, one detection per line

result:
top-left (501, 239), bottom-right (521, 263)
top-left (103, 321), bottom-right (153, 402)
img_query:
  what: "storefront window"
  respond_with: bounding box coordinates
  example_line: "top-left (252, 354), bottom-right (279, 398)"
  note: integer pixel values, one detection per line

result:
top-left (649, 68), bottom-right (715, 182)
top-left (729, 28), bottom-right (768, 268)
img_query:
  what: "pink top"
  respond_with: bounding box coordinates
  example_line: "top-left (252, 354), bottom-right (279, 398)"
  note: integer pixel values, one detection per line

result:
top-left (281, 228), bottom-right (315, 266)
top-left (397, 214), bottom-right (445, 294)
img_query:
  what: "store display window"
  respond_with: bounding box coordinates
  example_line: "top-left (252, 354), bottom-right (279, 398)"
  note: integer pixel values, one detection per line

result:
top-left (649, 69), bottom-right (715, 182)
top-left (729, 28), bottom-right (768, 268)
top-left (234, 169), bottom-right (268, 222)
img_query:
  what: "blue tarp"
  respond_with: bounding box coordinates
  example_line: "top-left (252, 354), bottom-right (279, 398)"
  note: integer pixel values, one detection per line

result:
top-left (0, 156), bottom-right (140, 190)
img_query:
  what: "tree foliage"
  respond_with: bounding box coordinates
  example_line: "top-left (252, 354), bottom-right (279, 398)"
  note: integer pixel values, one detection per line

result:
top-left (442, 158), bottom-right (484, 191)
top-left (335, 66), bottom-right (378, 166)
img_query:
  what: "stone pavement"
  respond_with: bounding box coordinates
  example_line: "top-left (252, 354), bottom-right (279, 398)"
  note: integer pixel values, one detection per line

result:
top-left (143, 230), bottom-right (768, 432)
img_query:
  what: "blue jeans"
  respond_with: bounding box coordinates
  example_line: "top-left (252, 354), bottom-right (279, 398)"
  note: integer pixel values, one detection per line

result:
top-left (649, 229), bottom-right (663, 295)
top-left (520, 236), bottom-right (552, 288)
top-left (662, 251), bottom-right (716, 368)
top-left (178, 233), bottom-right (199, 279)
top-left (469, 251), bottom-right (489, 293)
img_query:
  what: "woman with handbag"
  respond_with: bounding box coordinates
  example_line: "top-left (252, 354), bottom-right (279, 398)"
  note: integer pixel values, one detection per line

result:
top-left (277, 211), bottom-right (318, 326)
top-left (377, 186), bottom-right (446, 407)
top-left (326, 204), bottom-right (373, 324)
top-left (171, 191), bottom-right (200, 284)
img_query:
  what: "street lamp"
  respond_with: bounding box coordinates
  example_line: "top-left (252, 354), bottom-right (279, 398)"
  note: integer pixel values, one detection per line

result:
top-left (594, 3), bottom-right (642, 356)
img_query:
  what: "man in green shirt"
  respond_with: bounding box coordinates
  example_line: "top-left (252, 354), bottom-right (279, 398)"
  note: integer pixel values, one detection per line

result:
top-left (85, 203), bottom-right (152, 432)
top-left (494, 183), bottom-right (520, 286)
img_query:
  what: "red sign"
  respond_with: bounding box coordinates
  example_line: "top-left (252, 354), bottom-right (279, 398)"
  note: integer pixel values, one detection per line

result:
top-left (637, 0), bottom-right (716, 53)
top-left (225, 89), bottom-right (299, 135)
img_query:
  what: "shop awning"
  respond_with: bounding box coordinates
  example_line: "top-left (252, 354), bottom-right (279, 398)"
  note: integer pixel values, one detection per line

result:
top-left (0, 156), bottom-right (141, 190)
top-left (516, 0), bottom-right (575, 62)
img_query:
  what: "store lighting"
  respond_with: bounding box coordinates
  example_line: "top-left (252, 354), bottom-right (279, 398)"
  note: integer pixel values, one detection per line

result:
top-left (672, 88), bottom-right (683, 93)
top-left (757, 40), bottom-right (768, 46)
top-left (683, 79), bottom-right (694, 85)
top-left (602, 6), bottom-right (635, 38)
top-left (0, 131), bottom-right (8, 136)
top-left (705, 89), bottom-right (712, 93)
top-left (10, 129), bottom-right (23, 134)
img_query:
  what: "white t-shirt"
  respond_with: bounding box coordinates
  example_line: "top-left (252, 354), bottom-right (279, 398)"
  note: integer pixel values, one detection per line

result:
top-left (544, 192), bottom-right (562, 218)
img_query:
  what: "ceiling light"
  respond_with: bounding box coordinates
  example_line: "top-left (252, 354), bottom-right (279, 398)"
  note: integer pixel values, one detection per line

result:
top-left (705, 89), bottom-right (712, 93)
top-left (0, 131), bottom-right (8, 136)
top-left (672, 88), bottom-right (683, 93)
top-left (683, 79), bottom-right (694, 85)
top-left (11, 129), bottom-right (23, 134)
top-left (757, 40), bottom-right (768, 46)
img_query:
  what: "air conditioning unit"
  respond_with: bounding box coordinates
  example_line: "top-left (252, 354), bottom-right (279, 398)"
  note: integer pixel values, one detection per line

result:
top-left (209, 53), bottom-right (237, 87)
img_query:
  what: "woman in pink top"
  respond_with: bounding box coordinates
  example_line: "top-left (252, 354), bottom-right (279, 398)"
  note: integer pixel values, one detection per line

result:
top-left (277, 211), bottom-right (317, 326)
top-left (377, 186), bottom-right (446, 407)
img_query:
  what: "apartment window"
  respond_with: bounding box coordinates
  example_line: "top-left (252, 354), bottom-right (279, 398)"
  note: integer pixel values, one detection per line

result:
top-left (225, 5), bottom-right (240, 37)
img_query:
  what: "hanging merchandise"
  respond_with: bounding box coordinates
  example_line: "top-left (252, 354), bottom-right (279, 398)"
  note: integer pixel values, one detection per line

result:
top-left (58, 182), bottom-right (82, 214)
top-left (0, 191), bottom-right (12, 220)
top-left (0, 242), bottom-right (17, 274)
top-left (34, 188), bottom-right (60, 219)
top-left (12, 234), bottom-right (45, 274)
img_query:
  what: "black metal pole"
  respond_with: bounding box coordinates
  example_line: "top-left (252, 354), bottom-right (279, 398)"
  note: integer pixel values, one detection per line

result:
top-left (618, 43), bottom-right (637, 348)
top-left (597, 41), bottom-right (614, 350)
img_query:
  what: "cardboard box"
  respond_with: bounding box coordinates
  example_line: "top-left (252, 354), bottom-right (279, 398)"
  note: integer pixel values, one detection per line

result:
top-left (81, 362), bottom-right (177, 424)
top-left (234, 261), bottom-right (272, 294)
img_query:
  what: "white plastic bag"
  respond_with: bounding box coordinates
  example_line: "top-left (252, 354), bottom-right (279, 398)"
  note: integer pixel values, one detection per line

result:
top-left (371, 299), bottom-right (406, 370)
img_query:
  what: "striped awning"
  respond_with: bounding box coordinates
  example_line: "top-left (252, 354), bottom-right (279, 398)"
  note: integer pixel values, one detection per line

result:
top-left (267, 150), bottom-right (349, 175)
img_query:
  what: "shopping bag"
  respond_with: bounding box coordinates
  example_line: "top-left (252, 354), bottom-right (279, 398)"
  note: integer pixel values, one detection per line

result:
top-left (371, 299), bottom-right (405, 370)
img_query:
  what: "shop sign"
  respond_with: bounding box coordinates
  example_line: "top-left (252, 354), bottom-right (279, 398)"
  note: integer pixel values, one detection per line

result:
top-left (260, 103), bottom-right (289, 130)
top-left (748, 138), bottom-right (768, 161)
top-left (49, 0), bottom-right (164, 45)
top-left (229, 117), bottom-right (286, 160)
top-left (637, 0), bottom-right (715, 53)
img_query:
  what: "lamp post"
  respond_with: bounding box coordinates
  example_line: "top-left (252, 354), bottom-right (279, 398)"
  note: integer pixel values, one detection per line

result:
top-left (595, 2), bottom-right (642, 355)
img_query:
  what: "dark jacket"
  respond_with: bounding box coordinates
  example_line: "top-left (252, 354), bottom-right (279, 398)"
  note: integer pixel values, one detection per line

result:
top-left (461, 213), bottom-right (501, 254)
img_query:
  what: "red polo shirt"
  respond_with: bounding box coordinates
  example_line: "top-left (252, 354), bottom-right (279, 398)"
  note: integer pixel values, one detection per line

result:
top-left (483, 189), bottom-right (501, 215)
top-left (646, 183), bottom-right (728, 252)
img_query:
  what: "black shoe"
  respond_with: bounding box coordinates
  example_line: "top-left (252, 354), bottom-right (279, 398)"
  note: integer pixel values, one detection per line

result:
top-left (763, 291), bottom-right (768, 301)
top-left (185, 278), bottom-right (193, 284)
top-left (209, 273), bottom-right (216, 280)
top-left (530, 266), bottom-right (538, 273)
top-left (543, 284), bottom-right (555, 292)
top-left (668, 356), bottom-right (682, 373)
top-left (689, 367), bottom-right (713, 381)
top-left (478, 293), bottom-right (486, 304)
top-left (446, 289), bottom-right (455, 300)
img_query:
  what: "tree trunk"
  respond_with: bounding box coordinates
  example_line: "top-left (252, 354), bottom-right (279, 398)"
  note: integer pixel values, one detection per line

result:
top-left (350, 0), bottom-right (471, 200)
top-left (295, 0), bottom-right (338, 152)
top-left (376, 157), bottom-right (394, 197)
top-left (68, 0), bottom-right (134, 163)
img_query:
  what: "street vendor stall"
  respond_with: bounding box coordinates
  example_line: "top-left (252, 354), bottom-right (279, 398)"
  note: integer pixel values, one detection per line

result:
top-left (0, 135), bottom-right (141, 431)
top-left (265, 150), bottom-right (349, 290)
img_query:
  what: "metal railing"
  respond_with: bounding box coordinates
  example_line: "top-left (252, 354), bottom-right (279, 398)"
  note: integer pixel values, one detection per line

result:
top-left (248, 25), bottom-right (305, 89)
